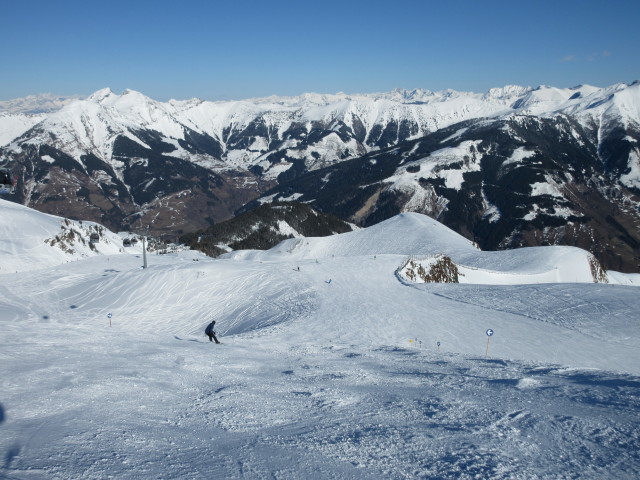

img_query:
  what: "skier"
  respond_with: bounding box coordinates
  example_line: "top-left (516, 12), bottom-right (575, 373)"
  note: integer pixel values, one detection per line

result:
top-left (205, 320), bottom-right (221, 344)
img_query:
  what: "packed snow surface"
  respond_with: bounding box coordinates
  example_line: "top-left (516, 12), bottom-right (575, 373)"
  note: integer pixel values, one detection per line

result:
top-left (1, 201), bottom-right (639, 479)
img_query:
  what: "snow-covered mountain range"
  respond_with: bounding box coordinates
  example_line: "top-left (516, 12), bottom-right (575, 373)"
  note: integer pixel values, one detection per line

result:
top-left (4, 83), bottom-right (638, 172)
top-left (1, 82), bottom-right (639, 270)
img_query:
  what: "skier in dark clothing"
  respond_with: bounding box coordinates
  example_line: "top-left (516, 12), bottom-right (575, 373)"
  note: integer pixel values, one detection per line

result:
top-left (205, 320), bottom-right (221, 344)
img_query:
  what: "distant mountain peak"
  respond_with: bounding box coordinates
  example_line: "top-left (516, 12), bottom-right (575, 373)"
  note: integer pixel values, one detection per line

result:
top-left (390, 87), bottom-right (435, 101)
top-left (87, 87), bottom-right (115, 102)
top-left (0, 93), bottom-right (84, 114)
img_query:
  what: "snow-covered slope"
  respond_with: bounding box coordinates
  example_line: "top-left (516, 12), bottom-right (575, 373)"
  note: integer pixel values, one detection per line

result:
top-left (4, 199), bottom-right (634, 286)
top-left (224, 212), bottom-right (618, 284)
top-left (226, 212), bottom-right (478, 260)
top-left (1, 201), bottom-right (637, 366)
top-left (0, 112), bottom-right (44, 146)
top-left (1, 202), bottom-right (640, 478)
top-left (0, 199), bottom-right (139, 273)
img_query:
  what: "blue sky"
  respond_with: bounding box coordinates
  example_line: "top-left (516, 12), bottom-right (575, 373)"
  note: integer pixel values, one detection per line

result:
top-left (1, 0), bottom-right (638, 101)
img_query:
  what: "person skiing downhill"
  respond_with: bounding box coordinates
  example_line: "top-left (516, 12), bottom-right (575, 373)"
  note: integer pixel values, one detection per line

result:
top-left (205, 320), bottom-right (221, 344)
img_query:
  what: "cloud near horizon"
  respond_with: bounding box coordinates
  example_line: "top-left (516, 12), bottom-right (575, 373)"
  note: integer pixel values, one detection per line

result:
top-left (560, 55), bottom-right (577, 63)
top-left (588, 51), bottom-right (612, 61)
top-left (561, 51), bottom-right (612, 63)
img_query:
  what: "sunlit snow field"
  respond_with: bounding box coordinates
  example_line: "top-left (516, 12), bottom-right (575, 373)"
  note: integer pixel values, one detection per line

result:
top-left (1, 200), bottom-right (639, 479)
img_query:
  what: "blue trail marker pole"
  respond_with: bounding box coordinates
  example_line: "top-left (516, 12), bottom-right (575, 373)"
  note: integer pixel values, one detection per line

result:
top-left (107, 312), bottom-right (113, 327)
top-left (485, 329), bottom-right (494, 357)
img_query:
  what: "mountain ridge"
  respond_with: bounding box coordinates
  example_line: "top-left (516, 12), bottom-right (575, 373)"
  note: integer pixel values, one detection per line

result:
top-left (1, 81), bottom-right (639, 271)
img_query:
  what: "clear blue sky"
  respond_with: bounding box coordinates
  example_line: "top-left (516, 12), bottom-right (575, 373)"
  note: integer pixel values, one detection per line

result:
top-left (1, 0), bottom-right (638, 101)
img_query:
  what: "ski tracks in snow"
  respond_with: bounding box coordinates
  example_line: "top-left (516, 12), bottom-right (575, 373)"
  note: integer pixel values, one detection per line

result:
top-left (181, 342), bottom-right (640, 479)
top-left (430, 283), bottom-right (640, 346)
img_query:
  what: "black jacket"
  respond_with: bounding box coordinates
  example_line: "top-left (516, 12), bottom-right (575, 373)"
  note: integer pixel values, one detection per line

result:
top-left (205, 321), bottom-right (215, 336)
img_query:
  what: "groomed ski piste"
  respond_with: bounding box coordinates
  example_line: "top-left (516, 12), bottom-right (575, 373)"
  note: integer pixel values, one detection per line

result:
top-left (1, 199), bottom-right (639, 479)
